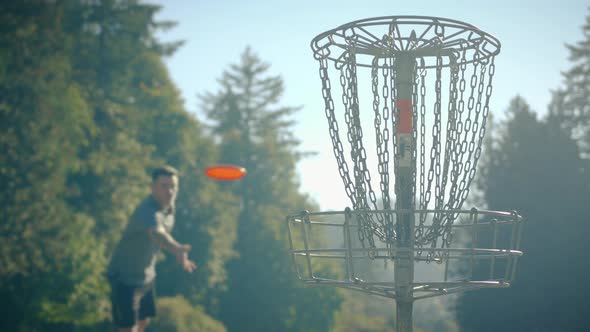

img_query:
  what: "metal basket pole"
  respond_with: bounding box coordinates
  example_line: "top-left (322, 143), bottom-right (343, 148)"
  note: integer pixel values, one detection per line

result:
top-left (393, 52), bottom-right (416, 332)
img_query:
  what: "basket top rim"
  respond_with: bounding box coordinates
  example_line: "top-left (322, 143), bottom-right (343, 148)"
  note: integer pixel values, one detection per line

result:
top-left (310, 15), bottom-right (501, 68)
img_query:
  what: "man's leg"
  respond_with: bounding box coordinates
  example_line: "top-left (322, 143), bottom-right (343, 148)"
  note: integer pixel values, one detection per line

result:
top-left (136, 318), bottom-right (149, 332)
top-left (110, 280), bottom-right (139, 332)
top-left (137, 282), bottom-right (156, 332)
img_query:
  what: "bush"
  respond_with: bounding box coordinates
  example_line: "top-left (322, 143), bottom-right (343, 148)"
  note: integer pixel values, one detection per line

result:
top-left (147, 296), bottom-right (226, 332)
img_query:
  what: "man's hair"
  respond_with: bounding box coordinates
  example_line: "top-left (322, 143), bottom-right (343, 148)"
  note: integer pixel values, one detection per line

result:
top-left (151, 165), bottom-right (179, 183)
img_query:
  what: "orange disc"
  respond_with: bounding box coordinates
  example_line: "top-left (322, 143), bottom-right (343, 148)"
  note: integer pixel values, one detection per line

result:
top-left (205, 165), bottom-right (247, 181)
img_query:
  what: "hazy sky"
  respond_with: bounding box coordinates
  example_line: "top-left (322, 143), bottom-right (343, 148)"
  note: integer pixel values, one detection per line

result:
top-left (151, 0), bottom-right (587, 210)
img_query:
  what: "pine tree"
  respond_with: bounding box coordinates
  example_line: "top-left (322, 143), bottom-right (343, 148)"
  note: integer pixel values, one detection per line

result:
top-left (202, 48), bottom-right (342, 331)
top-left (553, 11), bottom-right (590, 158)
top-left (457, 96), bottom-right (590, 331)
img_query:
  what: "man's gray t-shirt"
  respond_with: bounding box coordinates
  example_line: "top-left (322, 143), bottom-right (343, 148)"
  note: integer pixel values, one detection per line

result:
top-left (107, 195), bottom-right (175, 286)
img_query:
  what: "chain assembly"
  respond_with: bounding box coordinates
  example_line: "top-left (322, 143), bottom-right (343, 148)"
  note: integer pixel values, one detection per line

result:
top-left (312, 16), bottom-right (500, 261)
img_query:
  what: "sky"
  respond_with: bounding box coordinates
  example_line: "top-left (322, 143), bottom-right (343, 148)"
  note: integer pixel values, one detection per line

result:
top-left (150, 0), bottom-right (588, 211)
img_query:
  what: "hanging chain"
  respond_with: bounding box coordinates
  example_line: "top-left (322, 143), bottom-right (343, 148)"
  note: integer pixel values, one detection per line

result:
top-left (373, 57), bottom-right (396, 247)
top-left (316, 32), bottom-right (497, 259)
top-left (415, 57), bottom-right (427, 254)
top-left (341, 42), bottom-right (388, 249)
top-left (318, 51), bottom-right (358, 208)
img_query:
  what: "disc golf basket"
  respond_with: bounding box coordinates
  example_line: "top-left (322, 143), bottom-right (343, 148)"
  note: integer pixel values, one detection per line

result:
top-left (285, 16), bottom-right (524, 332)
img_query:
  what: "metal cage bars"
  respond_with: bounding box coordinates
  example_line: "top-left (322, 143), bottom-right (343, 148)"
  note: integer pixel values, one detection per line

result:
top-left (286, 209), bottom-right (523, 300)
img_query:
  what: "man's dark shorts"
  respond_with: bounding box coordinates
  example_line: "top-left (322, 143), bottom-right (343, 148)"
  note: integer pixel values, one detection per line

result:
top-left (109, 279), bottom-right (156, 328)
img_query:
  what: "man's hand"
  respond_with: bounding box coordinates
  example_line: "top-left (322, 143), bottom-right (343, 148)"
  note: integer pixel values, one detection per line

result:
top-left (148, 227), bottom-right (197, 273)
top-left (174, 244), bottom-right (197, 273)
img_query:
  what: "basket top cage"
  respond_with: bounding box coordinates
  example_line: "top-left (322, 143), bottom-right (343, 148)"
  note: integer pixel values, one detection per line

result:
top-left (311, 16), bottom-right (501, 69)
top-left (308, 15), bottom-right (503, 253)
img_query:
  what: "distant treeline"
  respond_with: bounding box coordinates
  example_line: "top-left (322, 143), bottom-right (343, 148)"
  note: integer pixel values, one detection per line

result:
top-left (1, 1), bottom-right (589, 332)
top-left (456, 13), bottom-right (590, 332)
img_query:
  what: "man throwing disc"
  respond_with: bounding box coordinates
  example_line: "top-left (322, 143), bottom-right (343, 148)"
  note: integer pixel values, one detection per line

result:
top-left (106, 165), bottom-right (196, 332)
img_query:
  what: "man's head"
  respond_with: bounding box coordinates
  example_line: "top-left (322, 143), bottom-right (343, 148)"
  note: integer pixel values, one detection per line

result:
top-left (151, 165), bottom-right (179, 209)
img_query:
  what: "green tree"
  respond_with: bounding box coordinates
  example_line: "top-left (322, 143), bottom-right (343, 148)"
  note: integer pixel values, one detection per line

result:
top-left (0, 1), bottom-right (236, 330)
top-left (457, 96), bottom-right (590, 331)
top-left (0, 1), bottom-right (109, 330)
top-left (552, 11), bottom-right (590, 157)
top-left (65, 0), bottom-right (176, 249)
top-left (457, 12), bottom-right (590, 330)
top-left (202, 48), bottom-right (342, 331)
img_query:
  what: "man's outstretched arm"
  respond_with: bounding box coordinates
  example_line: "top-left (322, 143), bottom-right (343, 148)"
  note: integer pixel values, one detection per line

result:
top-left (148, 225), bottom-right (182, 252)
top-left (148, 226), bottom-right (197, 273)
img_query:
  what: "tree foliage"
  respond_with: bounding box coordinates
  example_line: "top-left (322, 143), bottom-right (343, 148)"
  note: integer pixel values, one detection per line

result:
top-left (0, 1), bottom-right (109, 329)
top-left (457, 95), bottom-right (590, 331)
top-left (457, 10), bottom-right (590, 331)
top-left (202, 48), bottom-right (342, 332)
top-left (0, 1), bottom-right (234, 330)
top-left (552, 13), bottom-right (590, 157)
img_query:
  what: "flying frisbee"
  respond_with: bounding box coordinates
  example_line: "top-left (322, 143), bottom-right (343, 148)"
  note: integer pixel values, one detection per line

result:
top-left (205, 165), bottom-right (247, 181)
